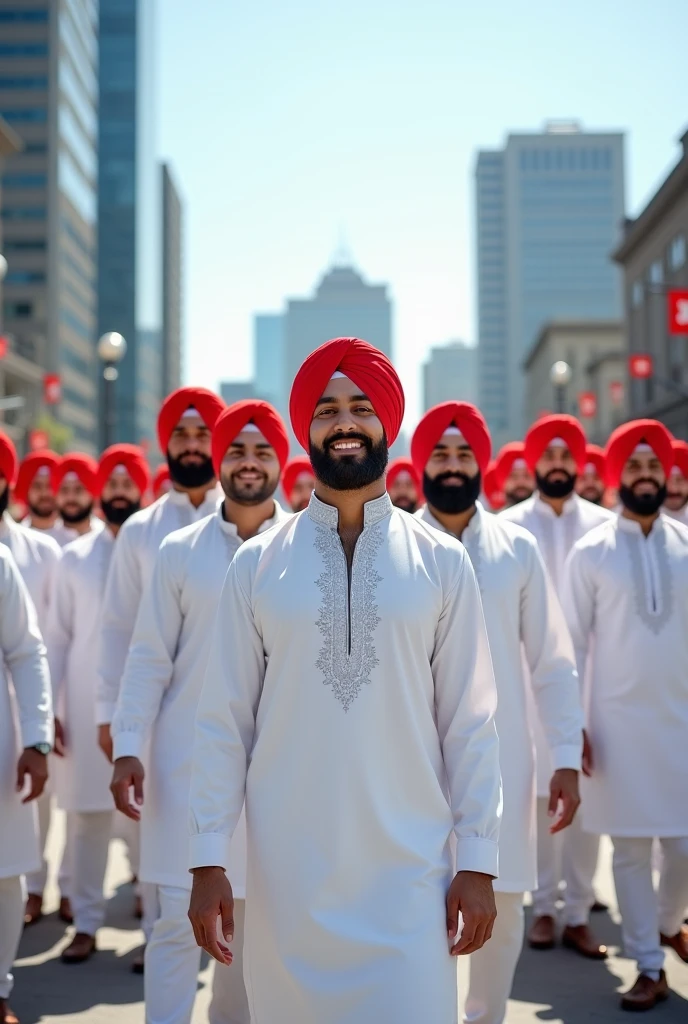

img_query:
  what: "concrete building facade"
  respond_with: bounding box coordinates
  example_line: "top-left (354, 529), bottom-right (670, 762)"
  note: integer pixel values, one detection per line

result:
top-left (254, 312), bottom-right (284, 415)
top-left (161, 162), bottom-right (182, 396)
top-left (422, 340), bottom-right (478, 412)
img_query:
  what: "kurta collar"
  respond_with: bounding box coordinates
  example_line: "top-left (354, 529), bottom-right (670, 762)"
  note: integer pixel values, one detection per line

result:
top-left (533, 491), bottom-right (578, 519)
top-left (616, 513), bottom-right (664, 538)
top-left (166, 483), bottom-right (222, 510)
top-left (418, 501), bottom-right (485, 541)
top-left (307, 491), bottom-right (393, 529)
top-left (0, 511), bottom-right (16, 537)
top-left (216, 500), bottom-right (286, 537)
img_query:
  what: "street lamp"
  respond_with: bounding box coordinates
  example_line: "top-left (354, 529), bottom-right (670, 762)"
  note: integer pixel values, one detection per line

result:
top-left (550, 360), bottom-right (572, 414)
top-left (98, 332), bottom-right (127, 448)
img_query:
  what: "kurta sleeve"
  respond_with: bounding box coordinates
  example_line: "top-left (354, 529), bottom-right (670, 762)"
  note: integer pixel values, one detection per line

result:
top-left (0, 549), bottom-right (53, 748)
top-left (520, 538), bottom-right (583, 772)
top-left (560, 543), bottom-right (597, 686)
top-left (432, 548), bottom-right (502, 877)
top-left (111, 540), bottom-right (184, 760)
top-left (36, 541), bottom-right (60, 639)
top-left (189, 553), bottom-right (264, 872)
top-left (96, 523), bottom-right (142, 725)
top-left (45, 553), bottom-right (75, 705)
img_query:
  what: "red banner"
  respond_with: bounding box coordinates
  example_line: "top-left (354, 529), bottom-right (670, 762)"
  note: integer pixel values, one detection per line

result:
top-left (578, 391), bottom-right (597, 418)
top-left (668, 290), bottom-right (688, 335)
top-left (629, 354), bottom-right (653, 380)
top-left (43, 373), bottom-right (62, 405)
top-left (0, 336), bottom-right (8, 360)
top-left (29, 430), bottom-right (49, 451)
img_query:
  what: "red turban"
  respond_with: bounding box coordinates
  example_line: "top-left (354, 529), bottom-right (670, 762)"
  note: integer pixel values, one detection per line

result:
top-left (604, 419), bottom-right (675, 488)
top-left (282, 456), bottom-right (314, 502)
top-left (671, 440), bottom-right (688, 478)
top-left (411, 402), bottom-right (492, 478)
top-left (96, 444), bottom-right (150, 497)
top-left (583, 444), bottom-right (606, 479)
top-left (483, 461), bottom-right (505, 511)
top-left (494, 442), bottom-right (528, 491)
top-left (15, 450), bottom-right (60, 503)
top-left (157, 387), bottom-right (225, 454)
top-left (289, 337), bottom-right (405, 452)
top-left (386, 457), bottom-right (421, 494)
top-left (0, 432), bottom-right (18, 488)
top-left (211, 400), bottom-right (290, 477)
top-left (52, 454), bottom-right (99, 495)
top-left (152, 464), bottom-right (170, 499)
top-left (523, 414), bottom-right (587, 473)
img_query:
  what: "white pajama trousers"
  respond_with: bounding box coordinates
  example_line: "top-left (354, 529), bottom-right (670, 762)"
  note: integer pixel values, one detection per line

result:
top-left (25, 790), bottom-right (70, 898)
top-left (464, 891), bottom-right (524, 1024)
top-left (533, 796), bottom-right (599, 925)
top-left (612, 835), bottom-right (688, 974)
top-left (144, 885), bottom-right (249, 1024)
top-left (65, 810), bottom-right (113, 935)
top-left (0, 875), bottom-right (25, 1000)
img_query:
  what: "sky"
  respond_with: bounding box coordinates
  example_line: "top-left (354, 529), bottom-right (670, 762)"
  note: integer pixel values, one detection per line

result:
top-left (157, 0), bottom-right (688, 425)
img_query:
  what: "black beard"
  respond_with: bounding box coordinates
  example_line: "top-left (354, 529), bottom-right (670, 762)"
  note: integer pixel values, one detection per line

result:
top-left (101, 498), bottom-right (141, 526)
top-left (309, 433), bottom-right (388, 491)
top-left (536, 470), bottom-right (576, 499)
top-left (505, 488), bottom-right (533, 506)
top-left (619, 482), bottom-right (667, 517)
top-left (423, 470), bottom-right (482, 514)
top-left (221, 472), bottom-right (277, 507)
top-left (392, 497), bottom-right (418, 513)
top-left (167, 453), bottom-right (215, 489)
top-left (0, 488), bottom-right (9, 516)
top-left (28, 500), bottom-right (56, 519)
top-left (579, 488), bottom-right (604, 505)
top-left (60, 502), bottom-right (93, 525)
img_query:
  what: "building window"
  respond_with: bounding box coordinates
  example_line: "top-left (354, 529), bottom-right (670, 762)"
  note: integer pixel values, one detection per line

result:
top-left (23, 142), bottom-right (48, 154)
top-left (2, 239), bottom-right (46, 252)
top-left (0, 44), bottom-right (49, 56)
top-left (2, 173), bottom-right (47, 189)
top-left (0, 108), bottom-right (47, 123)
top-left (3, 301), bottom-right (33, 319)
top-left (0, 10), bottom-right (49, 22)
top-left (669, 235), bottom-right (687, 271)
top-left (631, 281), bottom-right (644, 307)
top-left (1, 206), bottom-right (46, 220)
top-left (648, 259), bottom-right (663, 285)
top-left (0, 77), bottom-right (48, 89)
top-left (5, 270), bottom-right (46, 284)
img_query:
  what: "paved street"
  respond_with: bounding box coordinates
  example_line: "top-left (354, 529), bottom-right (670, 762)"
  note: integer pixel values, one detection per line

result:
top-left (13, 813), bottom-right (688, 1023)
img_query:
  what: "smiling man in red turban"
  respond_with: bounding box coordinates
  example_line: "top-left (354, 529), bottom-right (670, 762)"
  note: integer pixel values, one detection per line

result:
top-left (281, 456), bottom-right (315, 512)
top-left (16, 450), bottom-right (61, 533)
top-left (662, 438), bottom-right (688, 523)
top-left (386, 457), bottom-right (420, 513)
top-left (494, 442), bottom-right (534, 508)
top-left (189, 338), bottom-right (502, 1024)
top-left (575, 444), bottom-right (607, 506)
top-left (52, 454), bottom-right (103, 541)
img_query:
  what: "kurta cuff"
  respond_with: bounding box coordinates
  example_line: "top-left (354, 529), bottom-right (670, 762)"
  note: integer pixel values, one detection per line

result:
top-left (189, 832), bottom-right (232, 872)
top-left (113, 731), bottom-right (145, 761)
top-left (95, 701), bottom-right (116, 726)
top-left (455, 837), bottom-right (499, 878)
top-left (22, 720), bottom-right (54, 749)
top-left (551, 743), bottom-right (582, 772)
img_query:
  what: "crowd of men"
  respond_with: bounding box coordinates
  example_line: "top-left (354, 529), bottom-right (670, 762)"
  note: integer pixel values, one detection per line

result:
top-left (0, 335), bottom-right (687, 1024)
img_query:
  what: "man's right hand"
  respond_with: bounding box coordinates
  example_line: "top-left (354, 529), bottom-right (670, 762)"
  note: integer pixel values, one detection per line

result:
top-left (189, 866), bottom-right (234, 966)
top-left (110, 756), bottom-right (145, 821)
top-left (582, 729), bottom-right (594, 777)
top-left (98, 724), bottom-right (113, 764)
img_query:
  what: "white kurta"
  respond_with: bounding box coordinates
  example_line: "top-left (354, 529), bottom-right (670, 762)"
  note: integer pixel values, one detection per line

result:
top-left (562, 513), bottom-right (688, 837)
top-left (189, 492), bottom-right (502, 1024)
top-left (112, 501), bottom-right (290, 893)
top-left (0, 512), bottom-right (61, 636)
top-left (663, 504), bottom-right (688, 525)
top-left (0, 546), bottom-right (53, 878)
top-left (96, 485), bottom-right (222, 725)
top-left (46, 528), bottom-right (117, 812)
top-left (23, 515), bottom-right (104, 548)
top-left (417, 503), bottom-right (582, 892)
top-left (500, 492), bottom-right (613, 794)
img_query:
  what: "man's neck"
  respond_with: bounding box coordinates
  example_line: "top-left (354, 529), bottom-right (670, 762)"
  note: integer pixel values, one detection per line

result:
top-left (106, 521), bottom-right (120, 538)
top-left (621, 507), bottom-right (660, 537)
top-left (314, 479), bottom-right (386, 536)
top-left (428, 502), bottom-right (477, 540)
top-left (223, 496), bottom-right (276, 543)
top-left (28, 514), bottom-right (56, 530)
top-left (67, 517), bottom-right (92, 536)
top-left (172, 481), bottom-right (216, 509)
top-left (537, 491), bottom-right (573, 517)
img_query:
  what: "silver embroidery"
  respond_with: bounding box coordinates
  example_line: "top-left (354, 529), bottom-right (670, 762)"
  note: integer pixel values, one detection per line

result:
top-left (314, 524), bottom-right (383, 712)
top-left (625, 528), bottom-right (674, 634)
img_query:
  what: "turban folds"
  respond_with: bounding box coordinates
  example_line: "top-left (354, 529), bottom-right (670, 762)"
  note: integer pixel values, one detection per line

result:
top-left (212, 400), bottom-right (290, 477)
top-left (411, 402), bottom-right (492, 478)
top-left (152, 464), bottom-right (170, 499)
top-left (483, 461), bottom-right (505, 511)
top-left (289, 337), bottom-right (404, 453)
top-left (96, 444), bottom-right (150, 497)
top-left (15, 450), bottom-right (60, 502)
top-left (386, 457), bottom-right (420, 493)
top-left (604, 419), bottom-right (674, 488)
top-left (157, 387), bottom-right (225, 454)
top-left (0, 432), bottom-right (18, 488)
top-left (282, 456), bottom-right (314, 501)
top-left (494, 442), bottom-right (528, 491)
top-left (52, 454), bottom-right (99, 495)
top-left (583, 443), bottom-right (606, 479)
top-left (671, 440), bottom-right (688, 478)
top-left (523, 414), bottom-right (587, 473)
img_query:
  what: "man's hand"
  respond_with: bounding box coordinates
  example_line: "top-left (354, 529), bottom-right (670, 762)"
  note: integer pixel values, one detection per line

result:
top-left (582, 729), bottom-right (594, 777)
top-left (446, 870), bottom-right (497, 956)
top-left (98, 724), bottom-right (114, 764)
top-left (110, 756), bottom-right (145, 821)
top-left (547, 768), bottom-right (581, 834)
top-left (189, 867), bottom-right (234, 965)
top-left (54, 717), bottom-right (66, 757)
top-left (16, 748), bottom-right (48, 803)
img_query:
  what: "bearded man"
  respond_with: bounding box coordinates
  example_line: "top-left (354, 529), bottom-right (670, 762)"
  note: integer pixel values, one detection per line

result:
top-left (575, 444), bottom-right (606, 506)
top-left (281, 455), bottom-right (314, 512)
top-left (385, 457), bottom-right (421, 512)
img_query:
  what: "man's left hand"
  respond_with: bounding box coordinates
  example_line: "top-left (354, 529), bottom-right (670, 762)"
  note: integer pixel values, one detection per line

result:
top-left (16, 748), bottom-right (49, 803)
top-left (548, 768), bottom-right (580, 834)
top-left (446, 870), bottom-right (497, 956)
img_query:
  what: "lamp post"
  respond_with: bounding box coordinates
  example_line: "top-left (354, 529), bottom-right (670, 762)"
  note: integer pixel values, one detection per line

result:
top-left (98, 332), bottom-right (127, 448)
top-left (550, 360), bottom-right (572, 414)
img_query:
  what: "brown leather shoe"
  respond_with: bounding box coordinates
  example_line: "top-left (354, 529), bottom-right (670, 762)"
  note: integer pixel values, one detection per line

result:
top-left (0, 998), bottom-right (19, 1024)
top-left (528, 914), bottom-right (556, 949)
top-left (562, 923), bottom-right (608, 959)
top-left (660, 925), bottom-right (688, 963)
top-left (131, 947), bottom-right (145, 974)
top-left (61, 932), bottom-right (97, 964)
top-left (621, 971), bottom-right (669, 1012)
top-left (58, 896), bottom-right (73, 924)
top-left (23, 893), bottom-right (43, 927)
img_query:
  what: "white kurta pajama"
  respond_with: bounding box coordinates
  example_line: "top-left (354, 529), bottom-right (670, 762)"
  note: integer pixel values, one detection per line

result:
top-left (190, 493), bottom-right (502, 1024)
top-left (418, 503), bottom-right (582, 1024)
top-left (0, 546), bottom-right (53, 1000)
top-left (112, 501), bottom-right (289, 1024)
top-left (562, 513), bottom-right (688, 973)
top-left (500, 492), bottom-right (613, 924)
top-left (23, 515), bottom-right (105, 548)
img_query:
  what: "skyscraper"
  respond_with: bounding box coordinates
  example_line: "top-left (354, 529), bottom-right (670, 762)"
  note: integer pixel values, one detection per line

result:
top-left (98, 0), bottom-right (162, 450)
top-left (423, 341), bottom-right (478, 411)
top-left (161, 162), bottom-right (182, 396)
top-left (0, 1), bottom-right (99, 451)
top-left (254, 313), bottom-right (285, 414)
top-left (476, 122), bottom-right (625, 446)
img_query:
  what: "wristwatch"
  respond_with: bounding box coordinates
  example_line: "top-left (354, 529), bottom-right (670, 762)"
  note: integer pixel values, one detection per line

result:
top-left (28, 743), bottom-right (52, 756)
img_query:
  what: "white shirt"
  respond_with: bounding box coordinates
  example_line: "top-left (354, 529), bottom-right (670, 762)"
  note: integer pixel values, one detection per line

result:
top-left (189, 493), bottom-right (502, 1024)
top-left (46, 528), bottom-right (117, 812)
top-left (418, 503), bottom-right (582, 891)
top-left (562, 513), bottom-right (688, 837)
top-left (0, 545), bottom-right (53, 878)
top-left (663, 504), bottom-right (688, 525)
top-left (96, 485), bottom-right (222, 724)
top-left (0, 512), bottom-right (61, 636)
top-left (111, 500), bottom-right (290, 891)
top-left (23, 515), bottom-right (105, 548)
